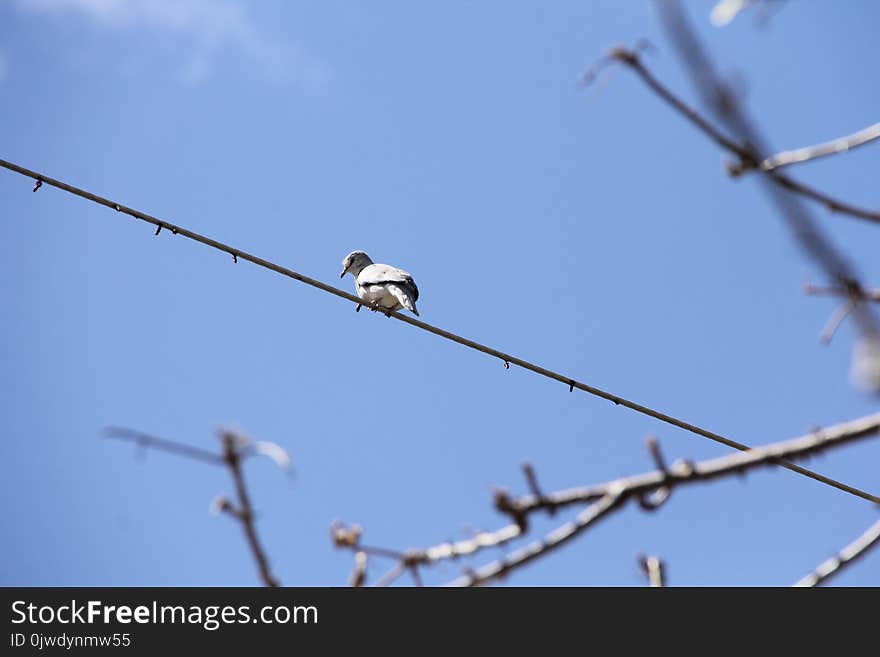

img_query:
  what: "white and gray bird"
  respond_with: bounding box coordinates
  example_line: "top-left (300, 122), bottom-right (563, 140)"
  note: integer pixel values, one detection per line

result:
top-left (340, 250), bottom-right (420, 316)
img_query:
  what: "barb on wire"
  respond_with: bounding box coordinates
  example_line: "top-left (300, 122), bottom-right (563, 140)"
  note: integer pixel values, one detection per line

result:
top-left (637, 554), bottom-right (666, 587)
top-left (332, 413), bottom-right (880, 586)
top-left (793, 517), bottom-right (880, 587)
top-left (2, 156), bottom-right (876, 504)
top-left (106, 427), bottom-right (288, 587)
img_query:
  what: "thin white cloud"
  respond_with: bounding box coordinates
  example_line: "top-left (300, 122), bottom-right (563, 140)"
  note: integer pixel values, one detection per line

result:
top-left (14, 0), bottom-right (330, 88)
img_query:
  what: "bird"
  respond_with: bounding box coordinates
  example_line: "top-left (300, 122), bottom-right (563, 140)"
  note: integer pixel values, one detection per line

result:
top-left (340, 250), bottom-right (420, 316)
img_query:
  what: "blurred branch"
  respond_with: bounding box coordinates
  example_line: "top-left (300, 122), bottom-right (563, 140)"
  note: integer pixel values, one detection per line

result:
top-left (805, 283), bottom-right (880, 302)
top-left (819, 300), bottom-right (856, 345)
top-left (804, 283), bottom-right (880, 343)
top-left (638, 554), bottom-right (666, 587)
top-left (219, 430), bottom-right (280, 587)
top-left (331, 520), bottom-right (525, 587)
top-left (596, 48), bottom-right (880, 229)
top-left (499, 412), bottom-right (880, 517)
top-left (332, 413), bottom-right (880, 586)
top-left (710, 0), bottom-right (788, 28)
top-left (793, 517), bottom-right (880, 587)
top-left (710, 0), bottom-right (757, 26)
top-left (349, 551), bottom-right (368, 587)
top-left (648, 0), bottom-right (880, 354)
top-left (104, 427), bottom-right (225, 466)
top-left (106, 427), bottom-right (286, 587)
top-left (745, 123), bottom-right (880, 173)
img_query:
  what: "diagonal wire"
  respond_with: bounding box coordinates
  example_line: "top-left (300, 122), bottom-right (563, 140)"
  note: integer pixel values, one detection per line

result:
top-left (2, 156), bottom-right (878, 504)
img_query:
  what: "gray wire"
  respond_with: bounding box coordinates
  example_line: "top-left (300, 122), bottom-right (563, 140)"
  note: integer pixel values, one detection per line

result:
top-left (2, 157), bottom-right (878, 505)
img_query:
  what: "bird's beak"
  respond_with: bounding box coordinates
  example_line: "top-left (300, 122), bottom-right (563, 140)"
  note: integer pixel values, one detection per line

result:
top-left (339, 267), bottom-right (347, 278)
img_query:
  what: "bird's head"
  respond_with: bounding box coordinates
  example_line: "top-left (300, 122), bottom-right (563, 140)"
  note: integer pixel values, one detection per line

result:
top-left (340, 250), bottom-right (373, 278)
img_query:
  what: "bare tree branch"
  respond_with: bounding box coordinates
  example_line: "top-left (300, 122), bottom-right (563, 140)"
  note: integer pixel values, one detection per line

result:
top-left (606, 45), bottom-right (880, 232)
top-left (649, 1), bottom-right (880, 348)
top-left (332, 413), bottom-right (880, 586)
top-left (752, 123), bottom-right (880, 173)
top-left (502, 412), bottom-right (880, 518)
top-left (349, 551), bottom-right (368, 587)
top-left (597, 49), bottom-right (880, 227)
top-left (373, 563), bottom-right (407, 588)
top-left (804, 283), bottom-right (880, 343)
top-left (451, 413), bottom-right (880, 586)
top-left (105, 427), bottom-right (225, 466)
top-left (793, 517), bottom-right (880, 587)
top-left (448, 493), bottom-right (622, 587)
top-left (638, 554), bottom-right (666, 587)
top-left (819, 300), bottom-right (856, 345)
top-left (600, 36), bottom-right (880, 388)
top-left (106, 427), bottom-right (284, 587)
top-left (219, 430), bottom-right (280, 587)
top-left (805, 284), bottom-right (880, 302)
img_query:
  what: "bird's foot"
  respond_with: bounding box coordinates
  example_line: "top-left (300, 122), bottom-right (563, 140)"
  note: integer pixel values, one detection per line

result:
top-left (364, 301), bottom-right (393, 317)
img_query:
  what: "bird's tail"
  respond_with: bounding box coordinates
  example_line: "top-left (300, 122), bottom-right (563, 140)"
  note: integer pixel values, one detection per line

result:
top-left (388, 284), bottom-right (419, 316)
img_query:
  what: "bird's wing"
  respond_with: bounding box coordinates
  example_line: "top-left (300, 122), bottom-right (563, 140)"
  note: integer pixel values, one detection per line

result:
top-left (358, 264), bottom-right (419, 302)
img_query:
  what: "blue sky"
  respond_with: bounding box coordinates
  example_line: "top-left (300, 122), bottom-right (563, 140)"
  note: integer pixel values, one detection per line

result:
top-left (1, 0), bottom-right (878, 586)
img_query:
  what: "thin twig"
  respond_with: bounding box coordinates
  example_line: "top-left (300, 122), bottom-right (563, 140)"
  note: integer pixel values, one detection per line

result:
top-left (755, 123), bottom-right (880, 172)
top-left (793, 517), bottom-right (880, 587)
top-left (819, 300), bottom-right (856, 344)
top-left (804, 283), bottom-right (880, 343)
top-left (2, 158), bottom-right (874, 502)
top-left (105, 427), bottom-right (225, 466)
top-left (373, 562), bottom-right (407, 588)
top-left (220, 431), bottom-right (280, 587)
